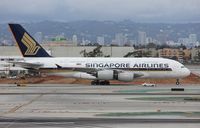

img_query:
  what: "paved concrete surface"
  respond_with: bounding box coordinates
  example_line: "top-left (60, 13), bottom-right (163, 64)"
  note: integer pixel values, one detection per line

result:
top-left (0, 84), bottom-right (199, 128)
top-left (187, 65), bottom-right (200, 76)
top-left (0, 118), bottom-right (200, 128)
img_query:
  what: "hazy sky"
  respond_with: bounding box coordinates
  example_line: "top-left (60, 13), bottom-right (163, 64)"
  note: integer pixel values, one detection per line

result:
top-left (1, 0), bottom-right (200, 23)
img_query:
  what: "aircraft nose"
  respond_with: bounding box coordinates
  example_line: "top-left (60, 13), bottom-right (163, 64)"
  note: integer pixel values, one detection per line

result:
top-left (183, 68), bottom-right (191, 77)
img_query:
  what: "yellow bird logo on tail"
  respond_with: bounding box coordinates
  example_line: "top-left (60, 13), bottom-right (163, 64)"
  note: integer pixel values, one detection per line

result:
top-left (21, 33), bottom-right (41, 55)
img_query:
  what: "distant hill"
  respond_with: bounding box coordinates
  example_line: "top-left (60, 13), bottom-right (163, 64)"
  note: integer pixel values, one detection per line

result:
top-left (1, 20), bottom-right (200, 44)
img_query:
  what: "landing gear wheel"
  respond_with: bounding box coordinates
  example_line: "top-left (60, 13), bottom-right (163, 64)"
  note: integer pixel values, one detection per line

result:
top-left (100, 81), bottom-right (105, 85)
top-left (176, 79), bottom-right (180, 85)
top-left (91, 80), bottom-right (100, 85)
top-left (105, 80), bottom-right (110, 85)
top-left (91, 81), bottom-right (96, 85)
top-left (100, 80), bottom-right (110, 85)
top-left (91, 80), bottom-right (110, 85)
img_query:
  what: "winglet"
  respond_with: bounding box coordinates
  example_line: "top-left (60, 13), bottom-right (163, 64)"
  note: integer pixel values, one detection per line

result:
top-left (8, 24), bottom-right (51, 57)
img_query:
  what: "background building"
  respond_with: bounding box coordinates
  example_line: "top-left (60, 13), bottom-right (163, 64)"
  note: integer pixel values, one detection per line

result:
top-left (0, 46), bottom-right (135, 57)
top-left (138, 31), bottom-right (146, 45)
top-left (113, 33), bottom-right (127, 46)
top-left (191, 48), bottom-right (200, 63)
top-left (189, 34), bottom-right (197, 47)
top-left (159, 48), bottom-right (191, 62)
top-left (97, 36), bottom-right (105, 45)
top-left (72, 35), bottom-right (78, 46)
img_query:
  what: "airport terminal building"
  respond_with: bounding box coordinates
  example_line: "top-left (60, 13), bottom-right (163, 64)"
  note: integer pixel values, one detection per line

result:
top-left (0, 45), bottom-right (135, 57)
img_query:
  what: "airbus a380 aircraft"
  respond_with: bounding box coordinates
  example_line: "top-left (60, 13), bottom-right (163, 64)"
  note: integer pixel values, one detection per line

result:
top-left (8, 24), bottom-right (191, 85)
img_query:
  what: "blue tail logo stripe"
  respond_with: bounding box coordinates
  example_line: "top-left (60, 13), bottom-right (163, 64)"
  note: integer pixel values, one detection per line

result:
top-left (21, 33), bottom-right (41, 55)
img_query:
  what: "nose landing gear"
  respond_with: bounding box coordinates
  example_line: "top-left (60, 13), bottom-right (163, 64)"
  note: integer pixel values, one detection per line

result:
top-left (176, 79), bottom-right (180, 85)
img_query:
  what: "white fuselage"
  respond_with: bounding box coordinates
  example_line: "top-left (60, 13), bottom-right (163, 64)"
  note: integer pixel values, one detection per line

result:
top-left (23, 57), bottom-right (191, 80)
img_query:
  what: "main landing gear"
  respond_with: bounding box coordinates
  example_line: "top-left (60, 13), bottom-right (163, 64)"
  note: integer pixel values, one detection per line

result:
top-left (176, 79), bottom-right (180, 85)
top-left (91, 80), bottom-right (110, 85)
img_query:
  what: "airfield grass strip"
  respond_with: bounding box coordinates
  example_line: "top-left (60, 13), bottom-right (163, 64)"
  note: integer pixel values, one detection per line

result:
top-left (126, 97), bottom-right (200, 101)
top-left (96, 112), bottom-right (200, 117)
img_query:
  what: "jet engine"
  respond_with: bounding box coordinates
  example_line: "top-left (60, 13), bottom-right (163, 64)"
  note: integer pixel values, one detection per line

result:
top-left (117, 72), bottom-right (134, 82)
top-left (96, 70), bottom-right (134, 82)
top-left (97, 70), bottom-right (114, 80)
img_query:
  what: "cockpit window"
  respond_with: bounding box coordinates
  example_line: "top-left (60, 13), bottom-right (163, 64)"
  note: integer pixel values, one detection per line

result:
top-left (181, 66), bottom-right (185, 68)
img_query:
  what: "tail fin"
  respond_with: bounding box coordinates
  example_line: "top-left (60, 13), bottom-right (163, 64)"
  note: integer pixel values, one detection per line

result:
top-left (8, 24), bottom-right (51, 57)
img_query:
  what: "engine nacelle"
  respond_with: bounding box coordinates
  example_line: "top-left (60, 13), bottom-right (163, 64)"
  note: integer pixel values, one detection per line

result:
top-left (97, 70), bottom-right (114, 80)
top-left (118, 72), bottom-right (134, 82)
top-left (97, 70), bottom-right (134, 82)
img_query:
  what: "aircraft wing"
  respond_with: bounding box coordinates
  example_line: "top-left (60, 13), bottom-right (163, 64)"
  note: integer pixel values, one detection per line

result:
top-left (10, 61), bottom-right (43, 69)
top-left (73, 67), bottom-right (98, 73)
top-left (72, 68), bottom-right (144, 78)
